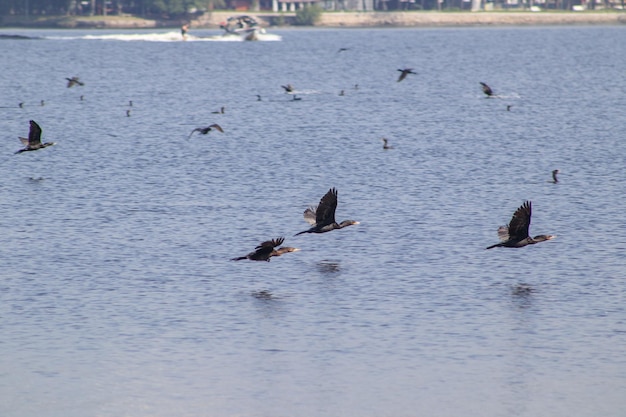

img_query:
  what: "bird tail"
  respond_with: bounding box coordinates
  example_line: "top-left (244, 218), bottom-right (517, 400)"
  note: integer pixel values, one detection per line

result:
top-left (294, 230), bottom-right (308, 237)
top-left (485, 243), bottom-right (500, 250)
top-left (230, 256), bottom-right (246, 261)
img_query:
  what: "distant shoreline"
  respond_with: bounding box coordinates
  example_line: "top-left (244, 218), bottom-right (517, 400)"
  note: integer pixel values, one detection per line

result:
top-left (1, 11), bottom-right (625, 29)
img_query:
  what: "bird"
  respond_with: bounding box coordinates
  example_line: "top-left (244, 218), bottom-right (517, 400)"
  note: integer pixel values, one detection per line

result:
top-left (339, 90), bottom-right (345, 96)
top-left (231, 237), bottom-right (299, 261)
top-left (129, 100), bottom-right (133, 107)
top-left (256, 95), bottom-right (262, 101)
top-left (212, 106), bottom-right (225, 114)
top-left (486, 201), bottom-right (556, 249)
top-left (66, 76), bottom-right (84, 88)
top-left (382, 138), bottom-right (393, 150)
top-left (295, 188), bottom-right (359, 236)
top-left (15, 120), bottom-right (56, 154)
top-left (397, 68), bottom-right (416, 82)
top-left (188, 123), bottom-right (224, 139)
top-left (337, 47), bottom-right (349, 53)
top-left (281, 84), bottom-right (294, 93)
top-left (18, 102), bottom-right (24, 108)
top-left (80, 95), bottom-right (84, 101)
top-left (480, 82), bottom-right (494, 97)
top-left (551, 169), bottom-right (560, 183)
top-left (126, 109), bottom-right (131, 117)
top-left (506, 105), bottom-right (513, 111)
top-left (40, 100), bottom-right (45, 106)
top-left (292, 95), bottom-right (301, 101)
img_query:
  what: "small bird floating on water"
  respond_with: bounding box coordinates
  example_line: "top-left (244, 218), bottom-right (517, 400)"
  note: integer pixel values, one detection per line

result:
top-left (480, 82), bottom-right (495, 97)
top-left (551, 169), bottom-right (560, 184)
top-left (231, 237), bottom-right (299, 262)
top-left (292, 95), bottom-right (301, 101)
top-left (66, 76), bottom-right (84, 88)
top-left (506, 105), bottom-right (513, 111)
top-left (212, 106), bottom-right (225, 114)
top-left (382, 138), bottom-right (393, 150)
top-left (296, 188), bottom-right (359, 236)
top-left (188, 123), bottom-right (224, 139)
top-left (486, 201), bottom-right (555, 249)
top-left (256, 95), bottom-right (262, 101)
top-left (15, 120), bottom-right (56, 154)
top-left (397, 68), bottom-right (416, 82)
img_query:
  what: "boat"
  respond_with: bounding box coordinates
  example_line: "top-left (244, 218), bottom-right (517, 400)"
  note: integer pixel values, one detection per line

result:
top-left (219, 15), bottom-right (266, 41)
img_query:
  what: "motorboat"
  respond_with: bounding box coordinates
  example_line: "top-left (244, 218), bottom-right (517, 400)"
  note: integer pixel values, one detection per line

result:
top-left (219, 15), bottom-right (266, 41)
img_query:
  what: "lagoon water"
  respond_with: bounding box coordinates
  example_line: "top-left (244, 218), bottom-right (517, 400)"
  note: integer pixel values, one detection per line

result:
top-left (1, 25), bottom-right (625, 417)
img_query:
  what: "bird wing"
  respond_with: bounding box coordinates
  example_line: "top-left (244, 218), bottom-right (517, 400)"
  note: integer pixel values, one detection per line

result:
top-left (480, 82), bottom-right (493, 95)
top-left (28, 120), bottom-right (42, 146)
top-left (397, 70), bottom-right (407, 82)
top-left (256, 237), bottom-right (284, 250)
top-left (209, 123), bottom-right (224, 133)
top-left (19, 137), bottom-right (29, 146)
top-left (303, 207), bottom-right (317, 225)
top-left (315, 188), bottom-right (338, 225)
top-left (188, 128), bottom-right (201, 139)
top-left (505, 201), bottom-right (532, 241)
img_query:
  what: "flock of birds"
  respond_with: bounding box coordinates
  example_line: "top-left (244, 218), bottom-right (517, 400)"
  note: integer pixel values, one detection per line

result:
top-left (14, 74), bottom-right (558, 261)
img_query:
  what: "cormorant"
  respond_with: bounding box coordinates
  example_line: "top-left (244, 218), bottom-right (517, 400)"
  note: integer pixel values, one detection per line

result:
top-left (66, 76), bottom-right (84, 88)
top-left (292, 95), bottom-right (301, 101)
top-left (231, 237), bottom-right (299, 261)
top-left (486, 201), bottom-right (555, 249)
top-left (552, 169), bottom-right (560, 184)
top-left (126, 109), bottom-right (131, 117)
top-left (339, 90), bottom-right (345, 96)
top-left (296, 188), bottom-right (359, 236)
top-left (382, 138), bottom-right (393, 150)
top-left (15, 120), bottom-right (56, 154)
top-left (506, 105), bottom-right (512, 111)
top-left (212, 107), bottom-right (225, 114)
top-left (18, 102), bottom-right (24, 108)
top-left (480, 82), bottom-right (494, 97)
top-left (188, 123), bottom-right (224, 139)
top-left (281, 84), bottom-right (294, 93)
top-left (397, 68), bottom-right (416, 82)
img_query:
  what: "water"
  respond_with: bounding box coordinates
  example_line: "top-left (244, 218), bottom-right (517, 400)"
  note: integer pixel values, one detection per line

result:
top-left (1, 26), bottom-right (625, 417)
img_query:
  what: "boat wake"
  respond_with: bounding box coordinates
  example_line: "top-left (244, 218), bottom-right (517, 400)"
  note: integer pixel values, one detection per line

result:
top-left (43, 31), bottom-right (281, 42)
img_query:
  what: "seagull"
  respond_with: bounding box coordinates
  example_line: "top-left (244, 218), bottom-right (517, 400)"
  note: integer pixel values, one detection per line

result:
top-left (231, 237), bottom-right (300, 261)
top-left (295, 188), bottom-right (359, 236)
top-left (15, 120), bottom-right (56, 154)
top-left (188, 123), bottom-right (224, 139)
top-left (397, 68), bottom-right (416, 82)
top-left (382, 138), bottom-right (393, 150)
top-left (486, 201), bottom-right (556, 249)
top-left (66, 76), bottom-right (84, 88)
top-left (480, 82), bottom-right (494, 97)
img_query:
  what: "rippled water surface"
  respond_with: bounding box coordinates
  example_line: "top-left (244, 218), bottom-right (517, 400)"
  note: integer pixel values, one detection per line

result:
top-left (1, 26), bottom-right (625, 417)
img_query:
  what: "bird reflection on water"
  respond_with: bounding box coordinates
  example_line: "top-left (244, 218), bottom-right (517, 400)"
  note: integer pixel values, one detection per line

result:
top-left (317, 260), bottom-right (341, 275)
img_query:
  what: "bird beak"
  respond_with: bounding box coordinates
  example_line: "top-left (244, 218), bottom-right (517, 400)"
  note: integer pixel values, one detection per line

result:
top-left (548, 235), bottom-right (556, 240)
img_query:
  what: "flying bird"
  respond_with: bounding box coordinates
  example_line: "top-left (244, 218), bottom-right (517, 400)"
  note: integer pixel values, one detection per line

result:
top-left (231, 237), bottom-right (299, 261)
top-left (66, 76), bottom-right (84, 88)
top-left (295, 188), bottom-right (359, 236)
top-left (281, 84), bottom-right (294, 93)
top-left (480, 82), bottom-right (494, 97)
top-left (397, 68), bottom-right (416, 82)
top-left (15, 120), bottom-right (56, 154)
top-left (188, 123), bottom-right (224, 139)
top-left (486, 201), bottom-right (556, 249)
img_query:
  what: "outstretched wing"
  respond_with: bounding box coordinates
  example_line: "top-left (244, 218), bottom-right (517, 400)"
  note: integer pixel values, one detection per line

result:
top-left (506, 201), bottom-right (531, 241)
top-left (256, 237), bottom-right (284, 250)
top-left (188, 128), bottom-right (201, 139)
top-left (303, 207), bottom-right (317, 225)
top-left (315, 188), bottom-right (338, 226)
top-left (209, 123), bottom-right (224, 133)
top-left (18, 137), bottom-right (29, 146)
top-left (480, 82), bottom-right (493, 96)
top-left (28, 120), bottom-right (42, 146)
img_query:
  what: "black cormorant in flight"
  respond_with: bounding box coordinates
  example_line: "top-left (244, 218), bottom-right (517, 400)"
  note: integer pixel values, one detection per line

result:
top-left (188, 123), bottom-right (224, 139)
top-left (480, 82), bottom-right (494, 97)
top-left (486, 201), bottom-right (555, 249)
top-left (231, 237), bottom-right (299, 261)
top-left (397, 68), bottom-right (416, 82)
top-left (15, 120), bottom-right (56, 154)
top-left (66, 76), bottom-right (84, 88)
top-left (296, 188), bottom-right (359, 236)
